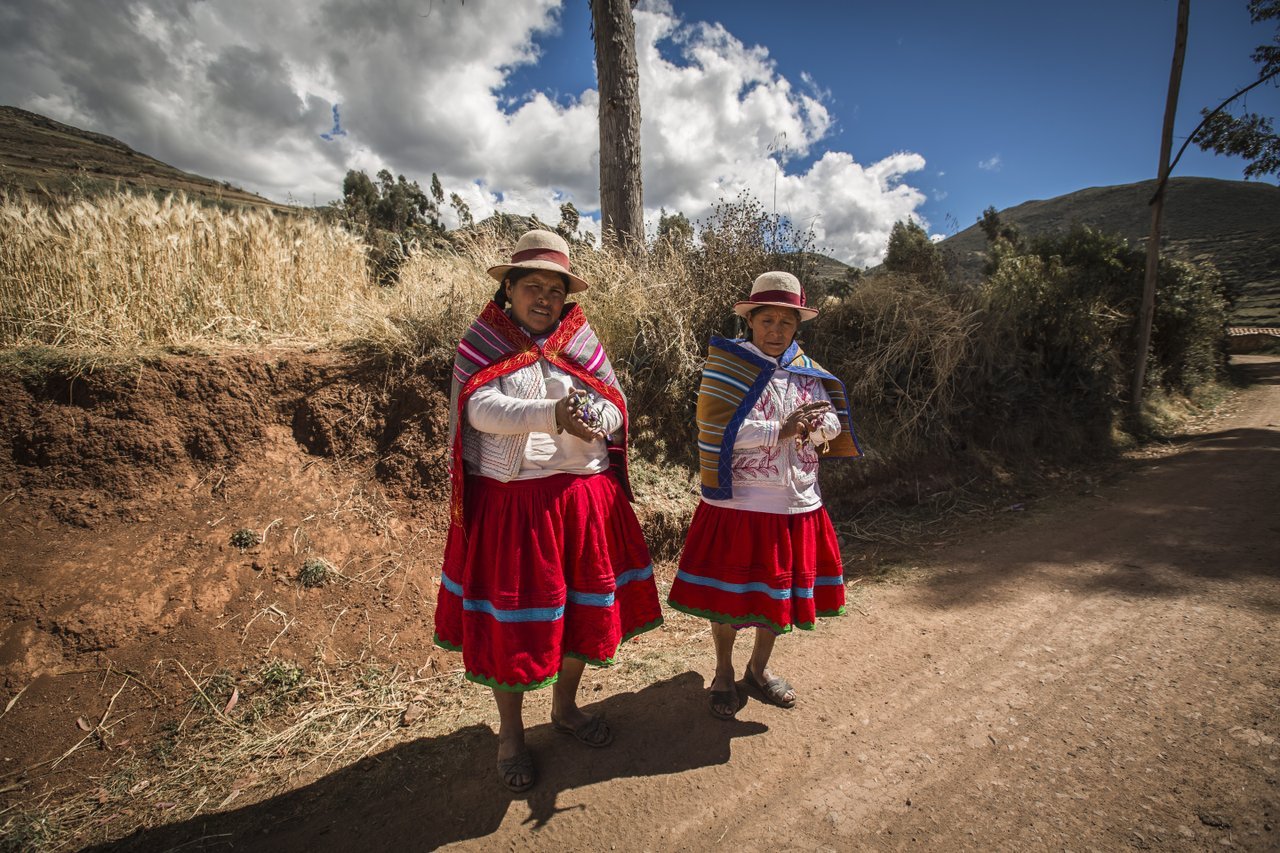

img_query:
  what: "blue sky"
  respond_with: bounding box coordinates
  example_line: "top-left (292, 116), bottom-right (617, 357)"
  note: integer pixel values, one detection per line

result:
top-left (0, 0), bottom-right (1275, 264)
top-left (507, 0), bottom-right (1277, 239)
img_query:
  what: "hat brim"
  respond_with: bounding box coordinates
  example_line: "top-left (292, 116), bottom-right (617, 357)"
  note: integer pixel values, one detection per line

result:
top-left (488, 261), bottom-right (590, 293)
top-left (733, 299), bottom-right (819, 321)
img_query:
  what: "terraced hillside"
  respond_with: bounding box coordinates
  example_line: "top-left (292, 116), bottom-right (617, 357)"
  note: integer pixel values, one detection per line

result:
top-left (942, 177), bottom-right (1280, 326)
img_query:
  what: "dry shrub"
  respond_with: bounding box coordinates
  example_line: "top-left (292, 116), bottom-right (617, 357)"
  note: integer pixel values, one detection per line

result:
top-left (0, 192), bottom-right (372, 350)
top-left (806, 272), bottom-right (978, 465)
top-left (340, 230), bottom-right (497, 366)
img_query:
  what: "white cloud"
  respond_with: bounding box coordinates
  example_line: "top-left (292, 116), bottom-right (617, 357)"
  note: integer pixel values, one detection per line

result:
top-left (0, 0), bottom-right (927, 265)
top-left (978, 154), bottom-right (1003, 172)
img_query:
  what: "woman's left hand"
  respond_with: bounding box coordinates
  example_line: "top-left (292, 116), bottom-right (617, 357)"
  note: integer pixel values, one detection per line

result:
top-left (555, 391), bottom-right (607, 442)
top-left (779, 401), bottom-right (832, 439)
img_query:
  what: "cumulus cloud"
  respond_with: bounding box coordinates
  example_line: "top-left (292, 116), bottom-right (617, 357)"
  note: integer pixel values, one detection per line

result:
top-left (978, 154), bottom-right (1003, 172)
top-left (0, 0), bottom-right (927, 264)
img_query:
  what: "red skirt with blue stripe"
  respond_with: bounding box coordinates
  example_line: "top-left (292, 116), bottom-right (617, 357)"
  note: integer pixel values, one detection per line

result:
top-left (667, 501), bottom-right (845, 634)
top-left (433, 472), bottom-right (662, 692)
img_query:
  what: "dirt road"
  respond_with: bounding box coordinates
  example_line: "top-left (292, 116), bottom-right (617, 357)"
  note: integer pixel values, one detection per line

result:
top-left (94, 356), bottom-right (1279, 851)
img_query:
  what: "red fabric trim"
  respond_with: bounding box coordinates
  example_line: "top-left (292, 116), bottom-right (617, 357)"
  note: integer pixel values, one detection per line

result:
top-left (750, 288), bottom-right (805, 306)
top-left (511, 247), bottom-right (570, 269)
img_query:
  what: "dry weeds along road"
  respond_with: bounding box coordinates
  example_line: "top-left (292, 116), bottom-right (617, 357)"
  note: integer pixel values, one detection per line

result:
top-left (88, 356), bottom-right (1280, 852)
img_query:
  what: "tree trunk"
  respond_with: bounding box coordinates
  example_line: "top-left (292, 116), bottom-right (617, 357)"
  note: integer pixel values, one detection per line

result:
top-left (1131, 0), bottom-right (1190, 422)
top-left (591, 0), bottom-right (644, 250)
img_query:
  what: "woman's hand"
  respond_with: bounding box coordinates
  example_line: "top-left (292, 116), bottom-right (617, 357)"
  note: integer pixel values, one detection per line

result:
top-left (555, 391), bottom-right (607, 442)
top-left (779, 401), bottom-right (832, 440)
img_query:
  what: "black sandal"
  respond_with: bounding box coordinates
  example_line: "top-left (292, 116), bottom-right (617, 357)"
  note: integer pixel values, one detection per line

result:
top-left (497, 749), bottom-right (535, 793)
top-left (743, 666), bottom-right (796, 709)
top-left (708, 679), bottom-right (744, 720)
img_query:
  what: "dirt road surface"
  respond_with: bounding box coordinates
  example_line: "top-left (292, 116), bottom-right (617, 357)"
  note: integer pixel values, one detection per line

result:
top-left (59, 357), bottom-right (1280, 850)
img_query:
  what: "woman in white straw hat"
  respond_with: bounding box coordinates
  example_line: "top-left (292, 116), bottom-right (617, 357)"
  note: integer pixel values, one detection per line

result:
top-left (433, 229), bottom-right (663, 791)
top-left (668, 271), bottom-right (863, 719)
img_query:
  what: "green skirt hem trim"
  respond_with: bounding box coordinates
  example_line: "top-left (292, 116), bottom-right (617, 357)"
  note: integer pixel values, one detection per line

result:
top-left (666, 602), bottom-right (792, 635)
top-left (565, 650), bottom-right (615, 666)
top-left (621, 615), bottom-right (664, 643)
top-left (552, 616), bottom-right (666, 667)
top-left (433, 634), bottom-right (462, 652)
top-left (466, 671), bottom-right (561, 693)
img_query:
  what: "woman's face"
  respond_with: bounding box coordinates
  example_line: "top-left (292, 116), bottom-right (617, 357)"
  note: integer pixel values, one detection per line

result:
top-left (746, 306), bottom-right (800, 357)
top-left (506, 270), bottom-right (567, 336)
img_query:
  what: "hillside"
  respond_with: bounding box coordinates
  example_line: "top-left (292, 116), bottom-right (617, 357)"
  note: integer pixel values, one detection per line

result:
top-left (941, 177), bottom-right (1280, 326)
top-left (0, 105), bottom-right (291, 212)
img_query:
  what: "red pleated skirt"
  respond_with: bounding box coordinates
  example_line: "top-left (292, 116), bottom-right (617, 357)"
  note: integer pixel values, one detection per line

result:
top-left (667, 501), bottom-right (845, 634)
top-left (433, 472), bottom-right (662, 691)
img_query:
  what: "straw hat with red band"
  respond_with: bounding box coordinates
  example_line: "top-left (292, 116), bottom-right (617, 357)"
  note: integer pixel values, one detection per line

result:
top-left (733, 271), bottom-right (818, 321)
top-left (487, 229), bottom-right (591, 294)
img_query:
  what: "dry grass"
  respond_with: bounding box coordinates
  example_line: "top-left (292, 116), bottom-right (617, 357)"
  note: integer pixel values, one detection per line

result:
top-left (0, 192), bottom-right (372, 350)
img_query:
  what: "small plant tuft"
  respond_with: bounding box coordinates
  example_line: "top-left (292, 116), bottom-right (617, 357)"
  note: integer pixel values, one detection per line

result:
top-left (299, 557), bottom-right (332, 588)
top-left (229, 528), bottom-right (261, 550)
top-left (260, 659), bottom-right (304, 691)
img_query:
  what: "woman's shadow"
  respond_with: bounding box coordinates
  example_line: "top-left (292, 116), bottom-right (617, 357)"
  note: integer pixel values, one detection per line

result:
top-left (96, 671), bottom-right (765, 852)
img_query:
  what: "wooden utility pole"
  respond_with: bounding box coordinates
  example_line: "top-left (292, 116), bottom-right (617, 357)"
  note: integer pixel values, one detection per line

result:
top-left (1131, 0), bottom-right (1190, 421)
top-left (591, 0), bottom-right (644, 250)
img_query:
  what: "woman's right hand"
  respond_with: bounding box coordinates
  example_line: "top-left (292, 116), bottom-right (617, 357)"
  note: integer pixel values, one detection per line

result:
top-left (779, 401), bottom-right (833, 439)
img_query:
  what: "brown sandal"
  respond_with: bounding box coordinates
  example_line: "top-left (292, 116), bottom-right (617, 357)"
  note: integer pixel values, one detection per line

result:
top-left (552, 713), bottom-right (614, 747)
top-left (497, 749), bottom-right (535, 793)
top-left (743, 667), bottom-right (797, 709)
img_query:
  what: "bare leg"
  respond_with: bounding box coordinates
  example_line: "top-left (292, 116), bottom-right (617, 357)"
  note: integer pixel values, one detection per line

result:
top-left (746, 627), bottom-right (796, 705)
top-left (551, 655), bottom-right (613, 745)
top-left (551, 655), bottom-right (591, 729)
top-left (710, 622), bottom-right (739, 716)
top-left (493, 689), bottom-right (531, 787)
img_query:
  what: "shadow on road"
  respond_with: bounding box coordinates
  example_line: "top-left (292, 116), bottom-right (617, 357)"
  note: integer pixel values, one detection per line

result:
top-left (914, 416), bottom-right (1280, 612)
top-left (1228, 354), bottom-right (1280, 387)
top-left (92, 671), bottom-right (765, 852)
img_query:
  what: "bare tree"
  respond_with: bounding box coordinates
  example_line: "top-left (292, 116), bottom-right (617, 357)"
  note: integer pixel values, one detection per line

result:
top-left (1131, 0), bottom-right (1190, 422)
top-left (591, 0), bottom-right (644, 249)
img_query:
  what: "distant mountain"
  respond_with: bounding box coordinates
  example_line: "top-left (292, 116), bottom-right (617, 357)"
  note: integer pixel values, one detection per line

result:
top-left (0, 105), bottom-right (291, 211)
top-left (940, 177), bottom-right (1280, 326)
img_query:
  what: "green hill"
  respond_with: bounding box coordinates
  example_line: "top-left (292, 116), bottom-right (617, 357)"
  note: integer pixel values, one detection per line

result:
top-left (941, 177), bottom-right (1280, 326)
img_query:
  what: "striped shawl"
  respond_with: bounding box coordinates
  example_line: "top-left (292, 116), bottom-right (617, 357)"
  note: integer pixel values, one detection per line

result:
top-left (697, 336), bottom-right (861, 500)
top-left (448, 301), bottom-right (632, 526)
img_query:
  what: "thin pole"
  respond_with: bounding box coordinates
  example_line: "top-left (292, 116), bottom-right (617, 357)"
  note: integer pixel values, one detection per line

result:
top-left (1131, 0), bottom-right (1190, 422)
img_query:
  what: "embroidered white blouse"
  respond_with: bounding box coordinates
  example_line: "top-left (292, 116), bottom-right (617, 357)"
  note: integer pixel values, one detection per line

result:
top-left (465, 353), bottom-right (622, 481)
top-left (702, 341), bottom-right (842, 515)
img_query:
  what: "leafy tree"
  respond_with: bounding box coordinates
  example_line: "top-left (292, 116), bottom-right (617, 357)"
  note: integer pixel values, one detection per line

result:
top-left (826, 266), bottom-right (862, 300)
top-left (430, 173), bottom-right (445, 206)
top-left (1191, 0), bottom-right (1280, 178)
top-left (558, 201), bottom-right (581, 238)
top-left (344, 168), bottom-right (438, 233)
top-left (656, 207), bottom-right (693, 247)
top-left (449, 192), bottom-right (474, 229)
top-left (338, 168), bottom-right (442, 284)
top-left (884, 220), bottom-right (946, 287)
top-left (977, 206), bottom-right (1026, 276)
top-left (341, 170), bottom-right (378, 225)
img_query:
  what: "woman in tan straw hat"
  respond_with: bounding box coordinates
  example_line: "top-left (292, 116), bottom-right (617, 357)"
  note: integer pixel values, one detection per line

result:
top-left (433, 229), bottom-right (663, 791)
top-left (667, 271), bottom-right (863, 719)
